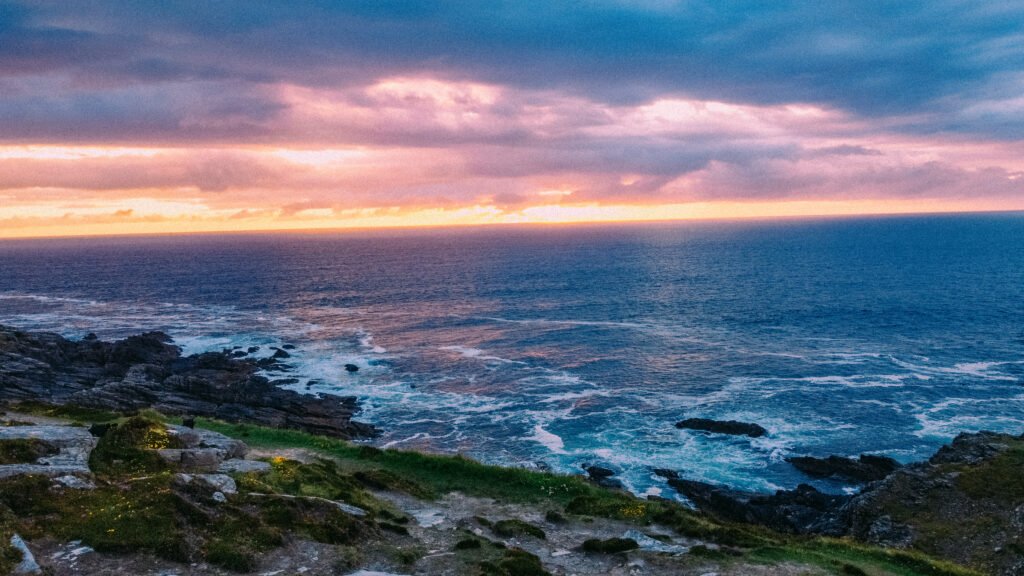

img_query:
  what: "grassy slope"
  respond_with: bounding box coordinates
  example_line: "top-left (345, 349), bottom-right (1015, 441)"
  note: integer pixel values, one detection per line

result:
top-left (0, 404), bottom-right (983, 576)
top-left (193, 417), bottom-right (980, 576)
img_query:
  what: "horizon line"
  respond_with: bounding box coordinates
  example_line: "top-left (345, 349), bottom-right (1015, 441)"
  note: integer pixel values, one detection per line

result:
top-left (2, 206), bottom-right (1021, 242)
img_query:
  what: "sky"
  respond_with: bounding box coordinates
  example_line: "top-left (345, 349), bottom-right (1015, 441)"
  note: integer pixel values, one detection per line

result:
top-left (2, 1), bottom-right (1024, 238)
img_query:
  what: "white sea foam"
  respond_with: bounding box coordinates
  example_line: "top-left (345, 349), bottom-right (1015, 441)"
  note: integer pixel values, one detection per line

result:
top-left (525, 425), bottom-right (566, 454)
top-left (439, 345), bottom-right (525, 364)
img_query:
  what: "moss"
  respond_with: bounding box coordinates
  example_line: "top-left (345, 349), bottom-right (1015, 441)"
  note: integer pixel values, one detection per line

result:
top-left (749, 539), bottom-right (983, 576)
top-left (456, 538), bottom-right (483, 550)
top-left (253, 494), bottom-right (364, 545)
top-left (237, 457), bottom-right (392, 519)
top-left (0, 438), bottom-right (58, 465)
top-left (581, 537), bottom-right (639, 553)
top-left (353, 468), bottom-right (434, 499)
top-left (956, 441), bottom-right (1024, 502)
top-left (492, 518), bottom-right (546, 539)
top-left (0, 505), bottom-right (22, 575)
top-left (7, 401), bottom-right (121, 423)
top-left (89, 416), bottom-right (181, 476)
top-left (842, 564), bottom-right (870, 576)
top-left (543, 510), bottom-right (565, 523)
top-left (478, 548), bottom-right (551, 576)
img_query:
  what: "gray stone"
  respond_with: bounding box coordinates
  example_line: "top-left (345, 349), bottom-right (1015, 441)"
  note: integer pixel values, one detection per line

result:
top-left (0, 425), bottom-right (96, 479)
top-left (53, 475), bottom-right (96, 490)
top-left (10, 534), bottom-right (41, 574)
top-left (212, 491), bottom-right (227, 503)
top-left (217, 459), bottom-right (272, 474)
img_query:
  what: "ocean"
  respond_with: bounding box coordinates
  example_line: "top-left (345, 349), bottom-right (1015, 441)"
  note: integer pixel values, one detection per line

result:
top-left (1, 213), bottom-right (1022, 497)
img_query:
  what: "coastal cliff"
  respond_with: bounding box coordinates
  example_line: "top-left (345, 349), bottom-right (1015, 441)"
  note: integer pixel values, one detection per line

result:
top-left (0, 327), bottom-right (1018, 575)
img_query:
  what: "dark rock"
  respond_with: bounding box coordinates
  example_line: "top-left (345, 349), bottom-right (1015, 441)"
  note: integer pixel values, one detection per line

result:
top-left (271, 347), bottom-right (291, 359)
top-left (281, 344), bottom-right (296, 350)
top-left (344, 363), bottom-right (360, 373)
top-left (840, 431), bottom-right (1024, 574)
top-left (652, 468), bottom-right (680, 480)
top-left (668, 479), bottom-right (848, 535)
top-left (182, 417), bottom-right (195, 429)
top-left (246, 346), bottom-right (260, 354)
top-left (583, 464), bottom-right (616, 479)
top-left (88, 423), bottom-right (117, 437)
top-left (0, 325), bottom-right (378, 440)
top-left (675, 418), bottom-right (767, 438)
top-left (583, 464), bottom-right (622, 488)
top-left (787, 454), bottom-right (901, 483)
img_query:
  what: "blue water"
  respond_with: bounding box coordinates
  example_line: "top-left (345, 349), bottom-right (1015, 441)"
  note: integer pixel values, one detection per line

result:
top-left (2, 214), bottom-right (1023, 496)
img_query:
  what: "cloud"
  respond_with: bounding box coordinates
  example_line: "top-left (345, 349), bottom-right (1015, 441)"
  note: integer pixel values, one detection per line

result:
top-left (1, 0), bottom-right (1023, 237)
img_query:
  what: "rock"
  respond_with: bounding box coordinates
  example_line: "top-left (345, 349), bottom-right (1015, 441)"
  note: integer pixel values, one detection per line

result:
top-left (271, 347), bottom-right (291, 359)
top-left (182, 416), bottom-right (195, 429)
top-left (669, 479), bottom-right (848, 535)
top-left (583, 464), bottom-right (616, 479)
top-left (53, 475), bottom-right (95, 490)
top-left (217, 459), bottom-right (272, 474)
top-left (582, 464), bottom-right (622, 489)
top-left (10, 534), bottom-right (41, 574)
top-left (167, 425), bottom-right (248, 459)
top-left (159, 448), bottom-right (225, 472)
top-left (174, 472), bottom-right (237, 494)
top-left (88, 422), bottom-right (116, 437)
top-left (0, 425), bottom-right (97, 479)
top-left (621, 529), bottom-right (689, 554)
top-left (652, 468), bottom-right (680, 480)
top-left (211, 491), bottom-right (227, 503)
top-left (787, 454), bottom-right (901, 483)
top-left (344, 363), bottom-right (360, 373)
top-left (839, 431), bottom-right (1024, 574)
top-left (674, 418), bottom-right (767, 438)
top-left (0, 325), bottom-right (377, 440)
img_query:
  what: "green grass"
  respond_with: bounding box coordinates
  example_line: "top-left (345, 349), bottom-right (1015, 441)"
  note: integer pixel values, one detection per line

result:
top-left (749, 539), bottom-right (983, 576)
top-left (492, 518), bottom-right (546, 539)
top-left (956, 439), bottom-right (1024, 502)
top-left (5, 401), bottom-right (121, 424)
top-left (193, 417), bottom-right (625, 506)
top-left (0, 438), bottom-right (58, 465)
top-left (0, 411), bottom-right (987, 576)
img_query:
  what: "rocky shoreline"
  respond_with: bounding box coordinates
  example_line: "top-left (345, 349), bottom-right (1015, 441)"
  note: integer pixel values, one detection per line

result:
top-left (1, 325), bottom-right (1022, 575)
top-left (0, 325), bottom-right (377, 439)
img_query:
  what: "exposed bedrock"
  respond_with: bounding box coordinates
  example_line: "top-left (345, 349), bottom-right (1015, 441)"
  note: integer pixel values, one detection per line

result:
top-left (0, 325), bottom-right (377, 439)
top-left (786, 453), bottom-right (901, 483)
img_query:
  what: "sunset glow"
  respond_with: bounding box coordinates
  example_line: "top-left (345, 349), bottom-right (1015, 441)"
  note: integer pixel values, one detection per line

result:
top-left (2, 2), bottom-right (1023, 238)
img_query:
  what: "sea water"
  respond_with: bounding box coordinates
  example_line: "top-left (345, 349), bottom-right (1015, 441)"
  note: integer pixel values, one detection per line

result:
top-left (1, 213), bottom-right (1022, 496)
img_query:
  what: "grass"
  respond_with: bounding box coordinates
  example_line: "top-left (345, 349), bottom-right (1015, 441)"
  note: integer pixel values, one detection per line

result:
top-left (0, 411), bottom-right (991, 576)
top-left (492, 518), bottom-right (546, 539)
top-left (581, 537), bottom-right (639, 553)
top-left (191, 416), bottom-right (987, 576)
top-left (0, 438), bottom-right (58, 465)
top-left (5, 401), bottom-right (121, 424)
top-left (956, 439), bottom-right (1024, 502)
top-left (749, 539), bottom-right (983, 576)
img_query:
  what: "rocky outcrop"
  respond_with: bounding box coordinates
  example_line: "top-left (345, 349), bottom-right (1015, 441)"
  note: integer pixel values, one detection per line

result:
top-left (786, 454), bottom-right (901, 483)
top-left (668, 479), bottom-right (848, 535)
top-left (0, 326), bottom-right (377, 439)
top-left (668, 430), bottom-right (1024, 575)
top-left (840, 431), bottom-right (1024, 575)
top-left (0, 425), bottom-right (97, 479)
top-left (674, 418), bottom-right (767, 438)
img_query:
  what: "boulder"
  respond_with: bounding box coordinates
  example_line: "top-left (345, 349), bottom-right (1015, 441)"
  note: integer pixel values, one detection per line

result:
top-left (675, 418), bottom-right (767, 438)
top-left (344, 363), bottom-right (360, 373)
top-left (218, 459), bottom-right (272, 474)
top-left (669, 479), bottom-right (848, 535)
top-left (787, 454), bottom-right (901, 483)
top-left (9, 534), bottom-right (41, 575)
